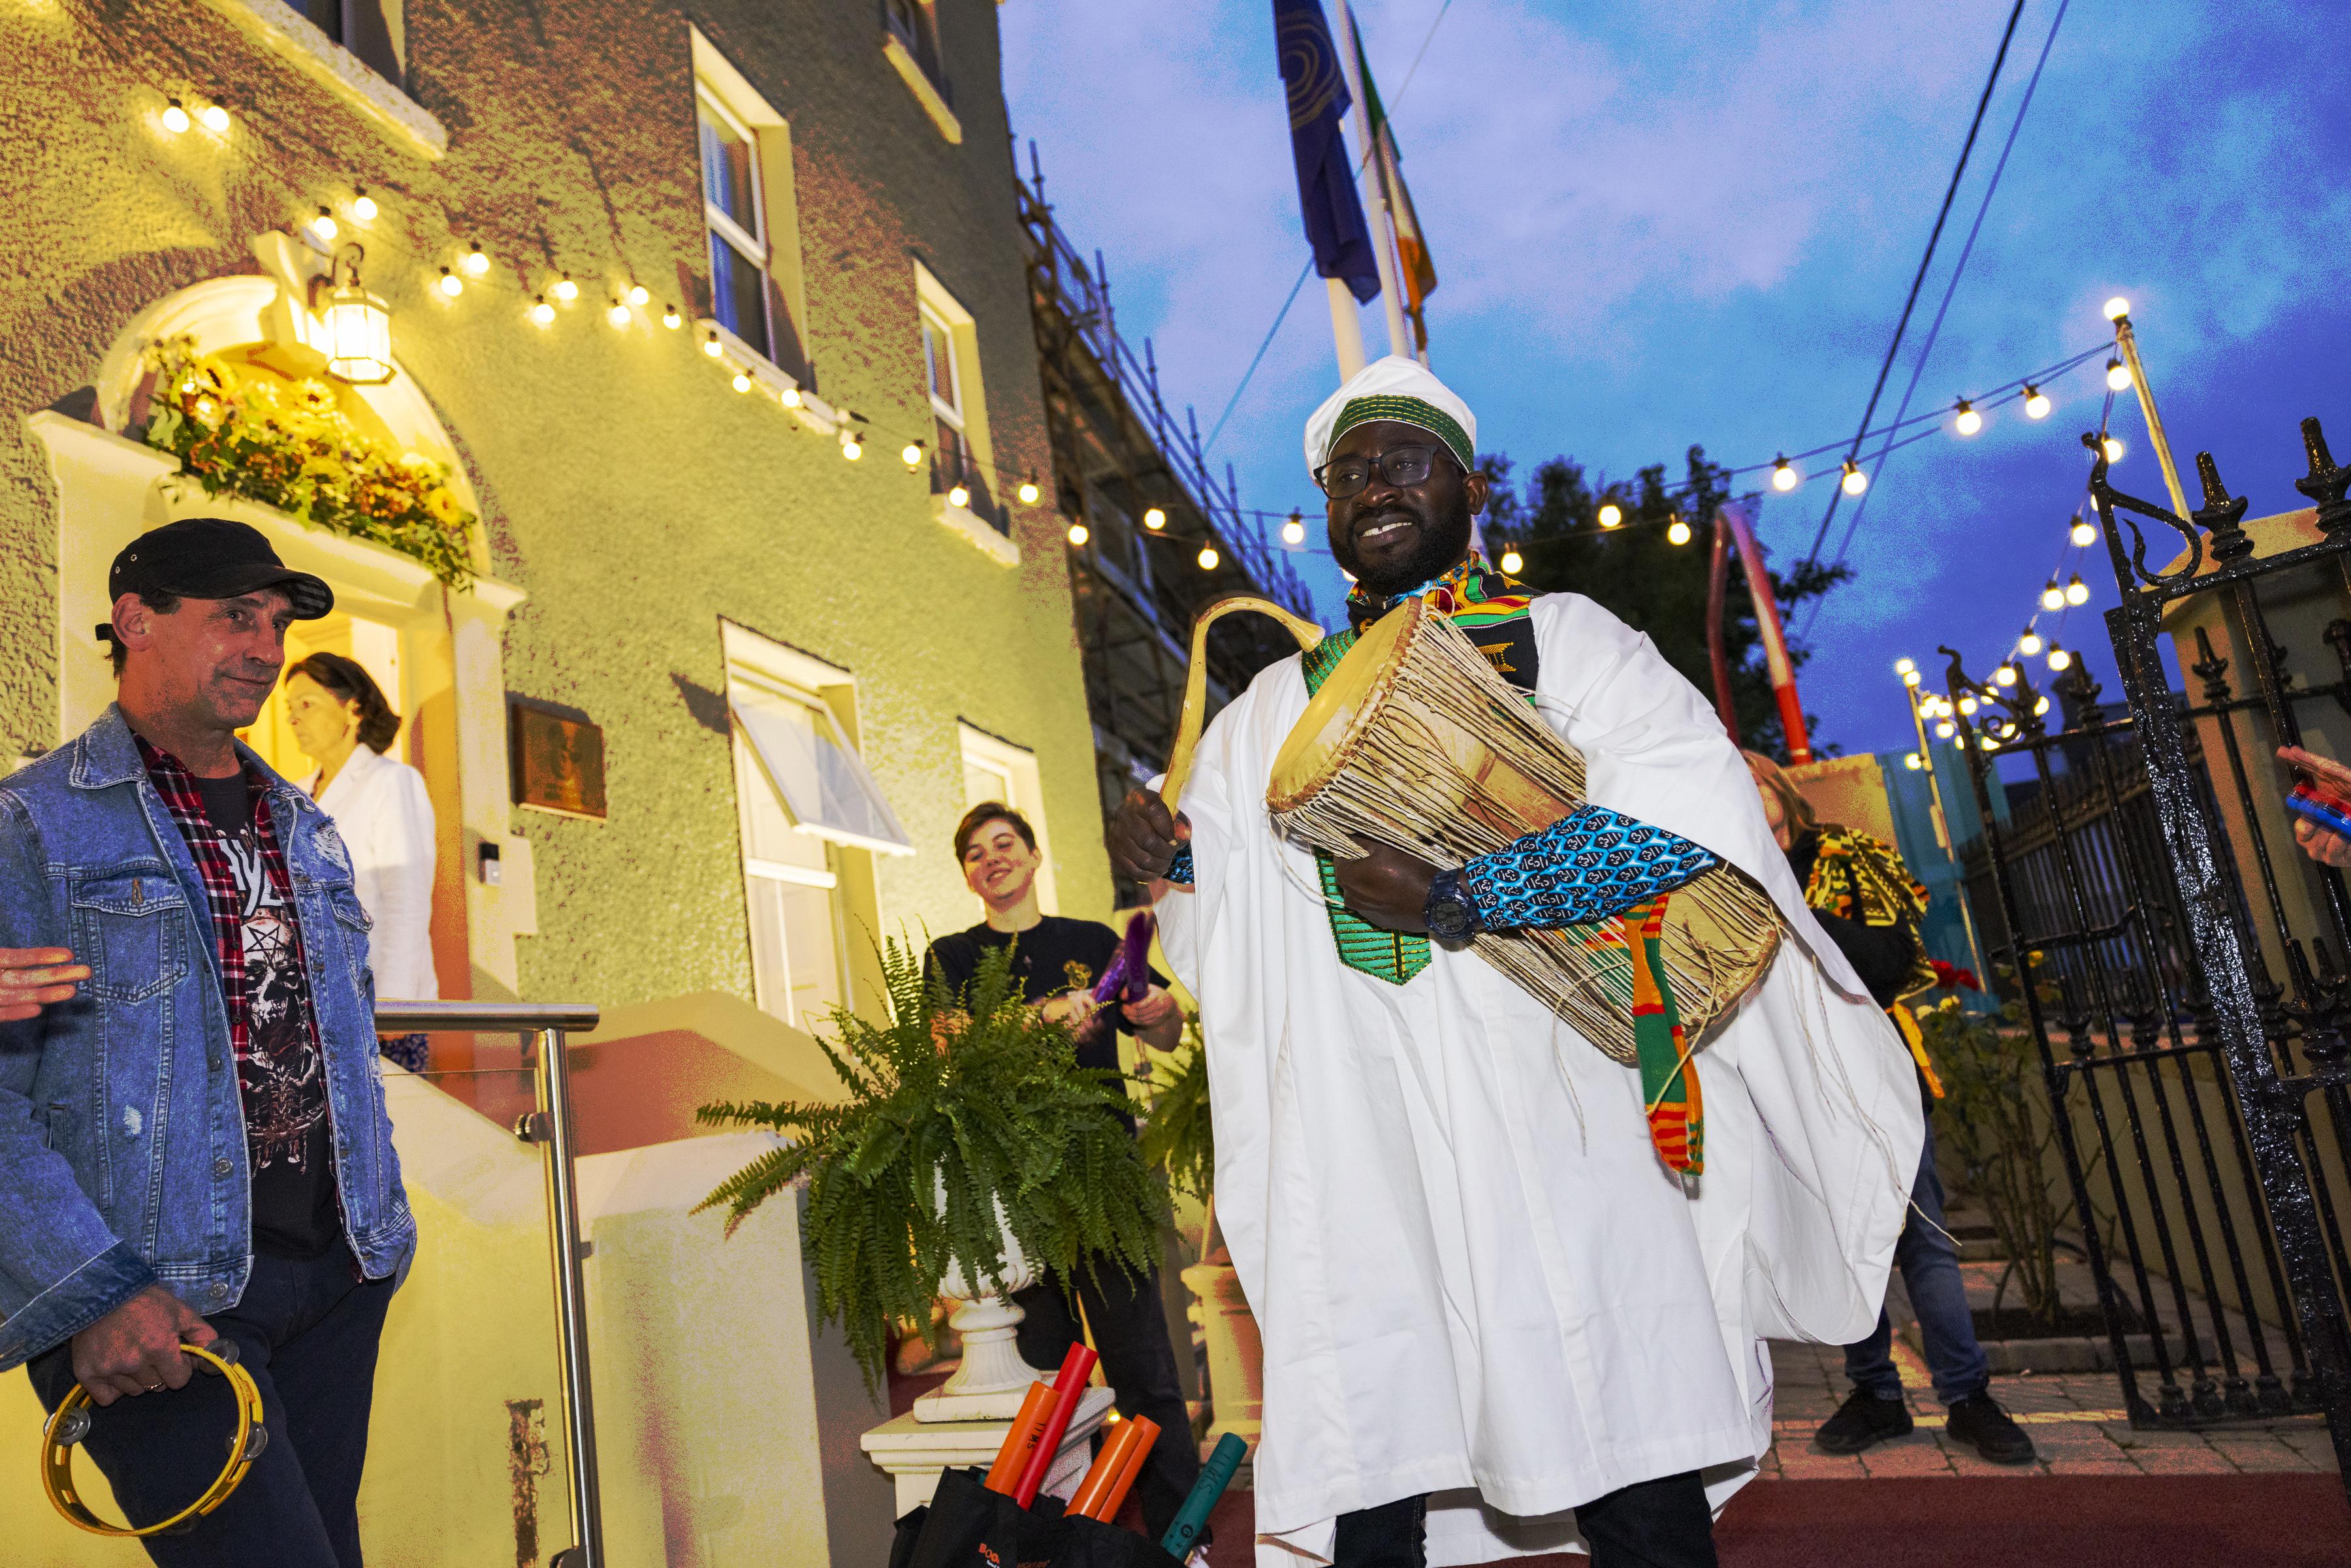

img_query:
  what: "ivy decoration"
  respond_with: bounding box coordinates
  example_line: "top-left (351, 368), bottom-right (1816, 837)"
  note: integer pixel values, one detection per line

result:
top-left (696, 938), bottom-right (1168, 1389)
top-left (137, 336), bottom-right (475, 590)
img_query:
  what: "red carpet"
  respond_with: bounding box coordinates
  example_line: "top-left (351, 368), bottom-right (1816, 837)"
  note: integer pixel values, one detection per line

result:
top-left (1196, 1476), bottom-right (2351, 1567)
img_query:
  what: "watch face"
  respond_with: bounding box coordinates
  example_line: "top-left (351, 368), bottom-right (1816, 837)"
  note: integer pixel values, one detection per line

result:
top-left (1428, 895), bottom-right (1475, 942)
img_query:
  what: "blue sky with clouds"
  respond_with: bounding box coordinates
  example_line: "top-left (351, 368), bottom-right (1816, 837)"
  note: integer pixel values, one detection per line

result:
top-left (997, 0), bottom-right (2351, 760)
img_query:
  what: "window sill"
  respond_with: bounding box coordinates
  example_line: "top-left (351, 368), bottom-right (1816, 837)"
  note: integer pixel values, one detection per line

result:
top-left (935, 496), bottom-right (1018, 566)
top-left (195, 0), bottom-right (447, 159)
top-left (697, 317), bottom-right (840, 435)
top-left (880, 33), bottom-right (962, 145)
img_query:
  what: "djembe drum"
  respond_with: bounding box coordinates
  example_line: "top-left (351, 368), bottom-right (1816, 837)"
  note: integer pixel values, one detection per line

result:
top-left (1262, 598), bottom-right (1780, 1064)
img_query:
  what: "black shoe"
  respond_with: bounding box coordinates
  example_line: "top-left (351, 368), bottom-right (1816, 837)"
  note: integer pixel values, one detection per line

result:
top-left (1945, 1392), bottom-right (2037, 1464)
top-left (1814, 1388), bottom-right (1913, 1454)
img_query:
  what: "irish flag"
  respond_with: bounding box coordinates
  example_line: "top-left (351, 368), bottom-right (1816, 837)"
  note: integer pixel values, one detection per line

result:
top-left (1349, 5), bottom-right (1438, 350)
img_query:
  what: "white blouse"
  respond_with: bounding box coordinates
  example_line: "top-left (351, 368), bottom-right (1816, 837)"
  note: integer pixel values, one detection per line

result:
top-left (306, 743), bottom-right (440, 1003)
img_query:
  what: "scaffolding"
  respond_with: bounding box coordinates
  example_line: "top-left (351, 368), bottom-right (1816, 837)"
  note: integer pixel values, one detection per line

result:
top-left (1017, 145), bottom-right (1319, 905)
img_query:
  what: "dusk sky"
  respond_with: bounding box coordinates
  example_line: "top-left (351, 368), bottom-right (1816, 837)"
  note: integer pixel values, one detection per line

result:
top-left (998, 0), bottom-right (2351, 762)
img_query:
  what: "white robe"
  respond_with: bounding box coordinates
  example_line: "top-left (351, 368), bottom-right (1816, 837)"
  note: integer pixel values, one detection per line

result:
top-left (1154, 592), bottom-right (1923, 1566)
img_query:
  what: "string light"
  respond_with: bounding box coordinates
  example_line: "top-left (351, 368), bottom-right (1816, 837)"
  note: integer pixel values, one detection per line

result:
top-left (778, 386), bottom-right (801, 407)
top-left (701, 332), bottom-right (724, 359)
top-left (2041, 580), bottom-right (2066, 611)
top-left (199, 103), bottom-right (230, 134)
top-left (2024, 384), bottom-right (2051, 419)
top-left (900, 440), bottom-right (924, 469)
top-left (627, 284), bottom-right (650, 307)
top-left (2102, 435), bottom-right (2126, 462)
top-left (1666, 517), bottom-right (1692, 546)
top-left (2047, 645), bottom-right (2073, 671)
top-left (1144, 507), bottom-right (1166, 530)
top-left (1904, 752), bottom-right (1923, 771)
top-left (436, 266), bottom-right (462, 297)
top-left (1959, 696), bottom-right (1979, 715)
top-left (1894, 657), bottom-right (1917, 676)
top-left (2103, 296), bottom-right (2130, 321)
top-left (1068, 521), bottom-right (1089, 545)
top-left (1019, 473), bottom-right (1042, 505)
top-left (2018, 629), bottom-right (2043, 656)
top-left (351, 189), bottom-right (378, 222)
top-left (552, 274), bottom-right (579, 302)
top-left (528, 296), bottom-right (554, 326)
top-left (606, 300), bottom-right (630, 327)
top-left (2070, 517), bottom-right (2096, 546)
top-left (948, 483), bottom-right (970, 507)
top-left (2065, 574), bottom-right (2089, 605)
top-left (161, 99), bottom-right (191, 133)
top-left (1281, 509), bottom-right (1306, 546)
top-left (662, 304), bottom-right (682, 329)
top-left (1994, 663), bottom-right (2018, 687)
top-left (1982, 735), bottom-right (2000, 752)
top-left (2035, 695), bottom-right (2052, 716)
top-left (1840, 458), bottom-right (1867, 496)
top-left (731, 372), bottom-right (752, 392)
top-left (1499, 547), bottom-right (1524, 573)
top-left (309, 206), bottom-right (338, 243)
top-left (840, 433), bottom-right (863, 460)
top-left (1597, 503), bottom-right (1623, 528)
top-left (1936, 720), bottom-right (1957, 739)
top-left (1771, 455), bottom-right (1798, 492)
top-left (1953, 399), bottom-right (1981, 436)
top-left (1198, 544), bottom-right (1220, 571)
top-left (462, 242), bottom-right (490, 278)
top-left (2105, 357), bottom-right (2131, 391)
top-left (1902, 668), bottom-right (1923, 688)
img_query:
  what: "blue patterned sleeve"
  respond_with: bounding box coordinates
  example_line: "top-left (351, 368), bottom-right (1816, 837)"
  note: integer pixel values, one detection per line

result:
top-left (1164, 843), bottom-right (1196, 886)
top-left (1462, 805), bottom-right (1719, 931)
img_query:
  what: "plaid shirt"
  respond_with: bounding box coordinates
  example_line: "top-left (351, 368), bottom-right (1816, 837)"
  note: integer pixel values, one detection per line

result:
top-left (136, 735), bottom-right (321, 1078)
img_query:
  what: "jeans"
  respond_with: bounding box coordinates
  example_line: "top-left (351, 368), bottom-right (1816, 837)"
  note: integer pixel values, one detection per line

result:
top-left (1014, 1258), bottom-right (1202, 1542)
top-left (1334, 1473), bottom-right (1718, 1568)
top-left (27, 1242), bottom-right (394, 1567)
top-left (1843, 1113), bottom-right (1991, 1405)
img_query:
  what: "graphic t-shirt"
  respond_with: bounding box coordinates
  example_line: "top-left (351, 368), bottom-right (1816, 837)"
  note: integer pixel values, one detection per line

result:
top-left (143, 744), bottom-right (342, 1259)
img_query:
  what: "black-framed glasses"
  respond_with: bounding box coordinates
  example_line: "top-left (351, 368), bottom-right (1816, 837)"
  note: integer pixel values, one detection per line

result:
top-left (1315, 443), bottom-right (1455, 500)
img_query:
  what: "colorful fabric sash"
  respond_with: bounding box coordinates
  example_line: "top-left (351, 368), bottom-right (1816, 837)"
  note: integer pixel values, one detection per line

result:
top-left (1627, 894), bottom-right (1703, 1173)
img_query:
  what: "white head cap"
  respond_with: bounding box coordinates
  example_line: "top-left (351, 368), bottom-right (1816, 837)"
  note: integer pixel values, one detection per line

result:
top-left (1303, 355), bottom-right (1478, 478)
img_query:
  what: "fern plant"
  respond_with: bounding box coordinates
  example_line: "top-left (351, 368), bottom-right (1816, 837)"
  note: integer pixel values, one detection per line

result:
top-left (1137, 1017), bottom-right (1214, 1201)
top-left (696, 937), bottom-right (1168, 1388)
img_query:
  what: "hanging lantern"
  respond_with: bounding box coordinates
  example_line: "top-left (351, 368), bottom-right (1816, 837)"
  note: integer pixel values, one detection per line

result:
top-left (310, 245), bottom-right (393, 385)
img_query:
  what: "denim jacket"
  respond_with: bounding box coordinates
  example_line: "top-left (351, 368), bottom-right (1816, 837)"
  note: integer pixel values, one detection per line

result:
top-left (0, 707), bottom-right (415, 1369)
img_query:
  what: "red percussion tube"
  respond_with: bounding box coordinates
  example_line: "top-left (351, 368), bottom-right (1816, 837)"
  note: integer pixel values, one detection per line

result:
top-left (1012, 1343), bottom-right (1098, 1507)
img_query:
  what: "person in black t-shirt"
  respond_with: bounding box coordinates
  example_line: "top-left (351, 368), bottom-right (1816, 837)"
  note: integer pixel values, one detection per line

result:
top-left (925, 803), bottom-right (1200, 1543)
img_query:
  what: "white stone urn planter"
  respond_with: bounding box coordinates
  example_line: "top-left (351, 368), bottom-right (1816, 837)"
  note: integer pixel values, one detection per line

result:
top-left (914, 1187), bottom-right (1049, 1422)
top-left (1181, 1248), bottom-right (1262, 1451)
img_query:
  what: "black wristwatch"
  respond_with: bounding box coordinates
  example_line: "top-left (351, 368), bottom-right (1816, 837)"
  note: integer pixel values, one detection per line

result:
top-left (1423, 866), bottom-right (1481, 949)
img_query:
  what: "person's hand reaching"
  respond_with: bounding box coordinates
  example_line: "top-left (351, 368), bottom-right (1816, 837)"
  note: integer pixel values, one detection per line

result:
top-left (2280, 747), bottom-right (2351, 869)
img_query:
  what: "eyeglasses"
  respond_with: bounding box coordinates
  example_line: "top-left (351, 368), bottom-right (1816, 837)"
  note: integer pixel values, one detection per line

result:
top-left (1315, 443), bottom-right (1454, 500)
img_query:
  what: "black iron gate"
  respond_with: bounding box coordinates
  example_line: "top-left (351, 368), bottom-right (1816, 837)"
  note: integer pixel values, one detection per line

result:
top-left (1936, 419), bottom-right (2351, 1475)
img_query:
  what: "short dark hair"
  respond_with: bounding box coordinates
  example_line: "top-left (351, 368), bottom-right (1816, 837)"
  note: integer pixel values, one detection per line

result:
top-left (955, 801), bottom-right (1036, 862)
top-left (287, 651), bottom-right (402, 754)
top-left (108, 589), bottom-right (182, 677)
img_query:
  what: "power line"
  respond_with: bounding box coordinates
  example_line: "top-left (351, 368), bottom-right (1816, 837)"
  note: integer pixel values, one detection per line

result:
top-left (1798, 0), bottom-right (2028, 576)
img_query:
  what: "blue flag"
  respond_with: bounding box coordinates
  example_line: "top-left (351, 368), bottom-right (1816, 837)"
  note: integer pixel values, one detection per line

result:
top-left (1274, 0), bottom-right (1379, 303)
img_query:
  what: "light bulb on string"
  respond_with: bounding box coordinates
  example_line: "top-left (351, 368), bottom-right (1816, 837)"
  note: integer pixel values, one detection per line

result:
top-left (1597, 502), bottom-right (1623, 528)
top-left (1982, 735), bottom-right (2001, 752)
top-left (1281, 509), bottom-right (1307, 546)
top-left (627, 284), bottom-right (650, 307)
top-left (1019, 473), bottom-right (1042, 505)
top-left (2103, 296), bottom-right (2130, 322)
top-left (351, 189), bottom-right (378, 222)
top-left (2066, 574), bottom-right (2090, 605)
top-left (528, 296), bottom-right (555, 326)
top-left (2106, 357), bottom-right (2132, 392)
top-left (840, 434), bottom-right (863, 460)
top-left (2036, 696), bottom-right (2053, 716)
top-left (162, 99), bottom-right (191, 133)
top-left (1144, 507), bottom-right (1166, 531)
top-left (2024, 384), bottom-right (2051, 420)
top-left (948, 483), bottom-right (970, 509)
top-left (607, 300), bottom-right (631, 327)
top-left (199, 103), bottom-right (230, 134)
top-left (309, 206), bottom-right (338, 243)
top-left (436, 266), bottom-right (462, 298)
top-left (1902, 668), bottom-right (1923, 688)
top-left (1666, 517), bottom-right (1693, 546)
top-left (1959, 695), bottom-right (1979, 716)
top-left (552, 274), bottom-right (579, 303)
top-left (1904, 752), bottom-right (1923, 772)
top-left (1770, 455), bottom-right (1798, 492)
top-left (2041, 581), bottom-right (2066, 612)
top-left (1068, 522), bottom-right (1089, 545)
top-left (661, 304), bottom-right (682, 328)
top-left (731, 372), bottom-right (752, 393)
top-left (2019, 629), bottom-right (2043, 656)
top-left (1936, 720), bottom-right (1957, 740)
top-left (2071, 517), bottom-right (2097, 547)
top-left (1953, 398), bottom-right (1981, 436)
top-left (1840, 459), bottom-right (1867, 496)
top-left (2102, 435), bottom-right (2126, 463)
top-left (2047, 645), bottom-right (2073, 671)
top-left (1895, 658), bottom-right (1917, 675)
top-left (779, 386), bottom-right (801, 407)
top-left (1198, 544), bottom-right (1220, 571)
top-left (1994, 664), bottom-right (2018, 688)
top-left (1499, 547), bottom-right (1524, 574)
top-left (900, 441), bottom-right (924, 470)
top-left (701, 333), bottom-right (724, 359)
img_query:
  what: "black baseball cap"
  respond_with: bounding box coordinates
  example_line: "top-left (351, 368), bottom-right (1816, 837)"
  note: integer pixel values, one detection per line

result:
top-left (103, 519), bottom-right (334, 640)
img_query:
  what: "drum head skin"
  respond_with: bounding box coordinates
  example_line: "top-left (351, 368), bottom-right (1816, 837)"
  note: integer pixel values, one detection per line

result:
top-left (1269, 600), bottom-right (1422, 812)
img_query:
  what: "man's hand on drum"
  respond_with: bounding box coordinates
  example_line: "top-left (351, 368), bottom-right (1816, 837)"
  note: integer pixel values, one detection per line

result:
top-left (1333, 837), bottom-right (1441, 934)
top-left (1109, 788), bottom-right (1189, 884)
top-left (2281, 746), bottom-right (2351, 869)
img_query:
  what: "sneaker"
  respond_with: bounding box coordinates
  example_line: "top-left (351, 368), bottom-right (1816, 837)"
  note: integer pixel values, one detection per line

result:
top-left (1945, 1392), bottom-right (2037, 1464)
top-left (1814, 1388), bottom-right (1913, 1454)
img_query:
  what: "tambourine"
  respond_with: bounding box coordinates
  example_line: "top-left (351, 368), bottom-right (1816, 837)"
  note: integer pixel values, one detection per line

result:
top-left (42, 1341), bottom-right (267, 1537)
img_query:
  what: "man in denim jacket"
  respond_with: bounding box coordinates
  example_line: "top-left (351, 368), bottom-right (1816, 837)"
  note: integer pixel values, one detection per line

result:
top-left (0, 519), bottom-right (415, 1566)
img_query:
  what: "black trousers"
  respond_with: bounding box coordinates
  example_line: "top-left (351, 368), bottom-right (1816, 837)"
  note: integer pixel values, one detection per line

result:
top-left (28, 1243), bottom-right (394, 1568)
top-left (1014, 1259), bottom-right (1202, 1542)
top-left (1333, 1472), bottom-right (1718, 1568)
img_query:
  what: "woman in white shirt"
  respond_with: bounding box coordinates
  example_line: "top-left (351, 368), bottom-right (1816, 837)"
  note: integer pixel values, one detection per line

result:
top-left (283, 652), bottom-right (439, 1071)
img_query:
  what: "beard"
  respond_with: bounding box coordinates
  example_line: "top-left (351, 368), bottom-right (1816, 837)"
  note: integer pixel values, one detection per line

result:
top-left (1335, 496), bottom-right (1477, 596)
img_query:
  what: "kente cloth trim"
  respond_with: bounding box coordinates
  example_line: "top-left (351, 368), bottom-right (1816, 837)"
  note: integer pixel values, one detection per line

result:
top-left (1463, 805), bottom-right (1720, 932)
top-left (1166, 843), bottom-right (1195, 886)
top-left (1329, 394), bottom-right (1474, 475)
top-left (1799, 822), bottom-right (1941, 1093)
top-left (1626, 893), bottom-right (1703, 1174)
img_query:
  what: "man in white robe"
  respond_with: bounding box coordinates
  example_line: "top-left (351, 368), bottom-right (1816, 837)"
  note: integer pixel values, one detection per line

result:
top-left (1108, 357), bottom-right (1924, 1567)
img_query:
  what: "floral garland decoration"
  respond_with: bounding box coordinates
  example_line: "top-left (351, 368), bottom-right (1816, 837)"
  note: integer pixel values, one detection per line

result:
top-left (137, 336), bottom-right (475, 590)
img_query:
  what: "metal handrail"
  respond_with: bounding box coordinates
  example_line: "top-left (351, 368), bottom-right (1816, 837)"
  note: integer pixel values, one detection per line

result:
top-left (377, 1000), bottom-right (604, 1568)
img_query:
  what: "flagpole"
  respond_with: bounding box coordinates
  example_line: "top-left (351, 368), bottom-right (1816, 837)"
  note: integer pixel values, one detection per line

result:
top-left (1337, 4), bottom-right (1411, 361)
top-left (1325, 278), bottom-right (1367, 381)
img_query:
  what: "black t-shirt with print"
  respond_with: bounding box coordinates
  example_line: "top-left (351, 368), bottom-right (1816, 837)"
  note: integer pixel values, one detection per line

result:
top-left (923, 916), bottom-right (1168, 1077)
top-left (191, 773), bottom-right (341, 1260)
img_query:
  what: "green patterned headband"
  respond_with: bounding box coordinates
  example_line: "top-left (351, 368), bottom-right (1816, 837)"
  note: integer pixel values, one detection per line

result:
top-left (1328, 394), bottom-right (1475, 475)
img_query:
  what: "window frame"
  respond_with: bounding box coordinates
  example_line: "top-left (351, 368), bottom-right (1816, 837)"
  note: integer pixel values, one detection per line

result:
top-left (696, 86), bottom-right (776, 362)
